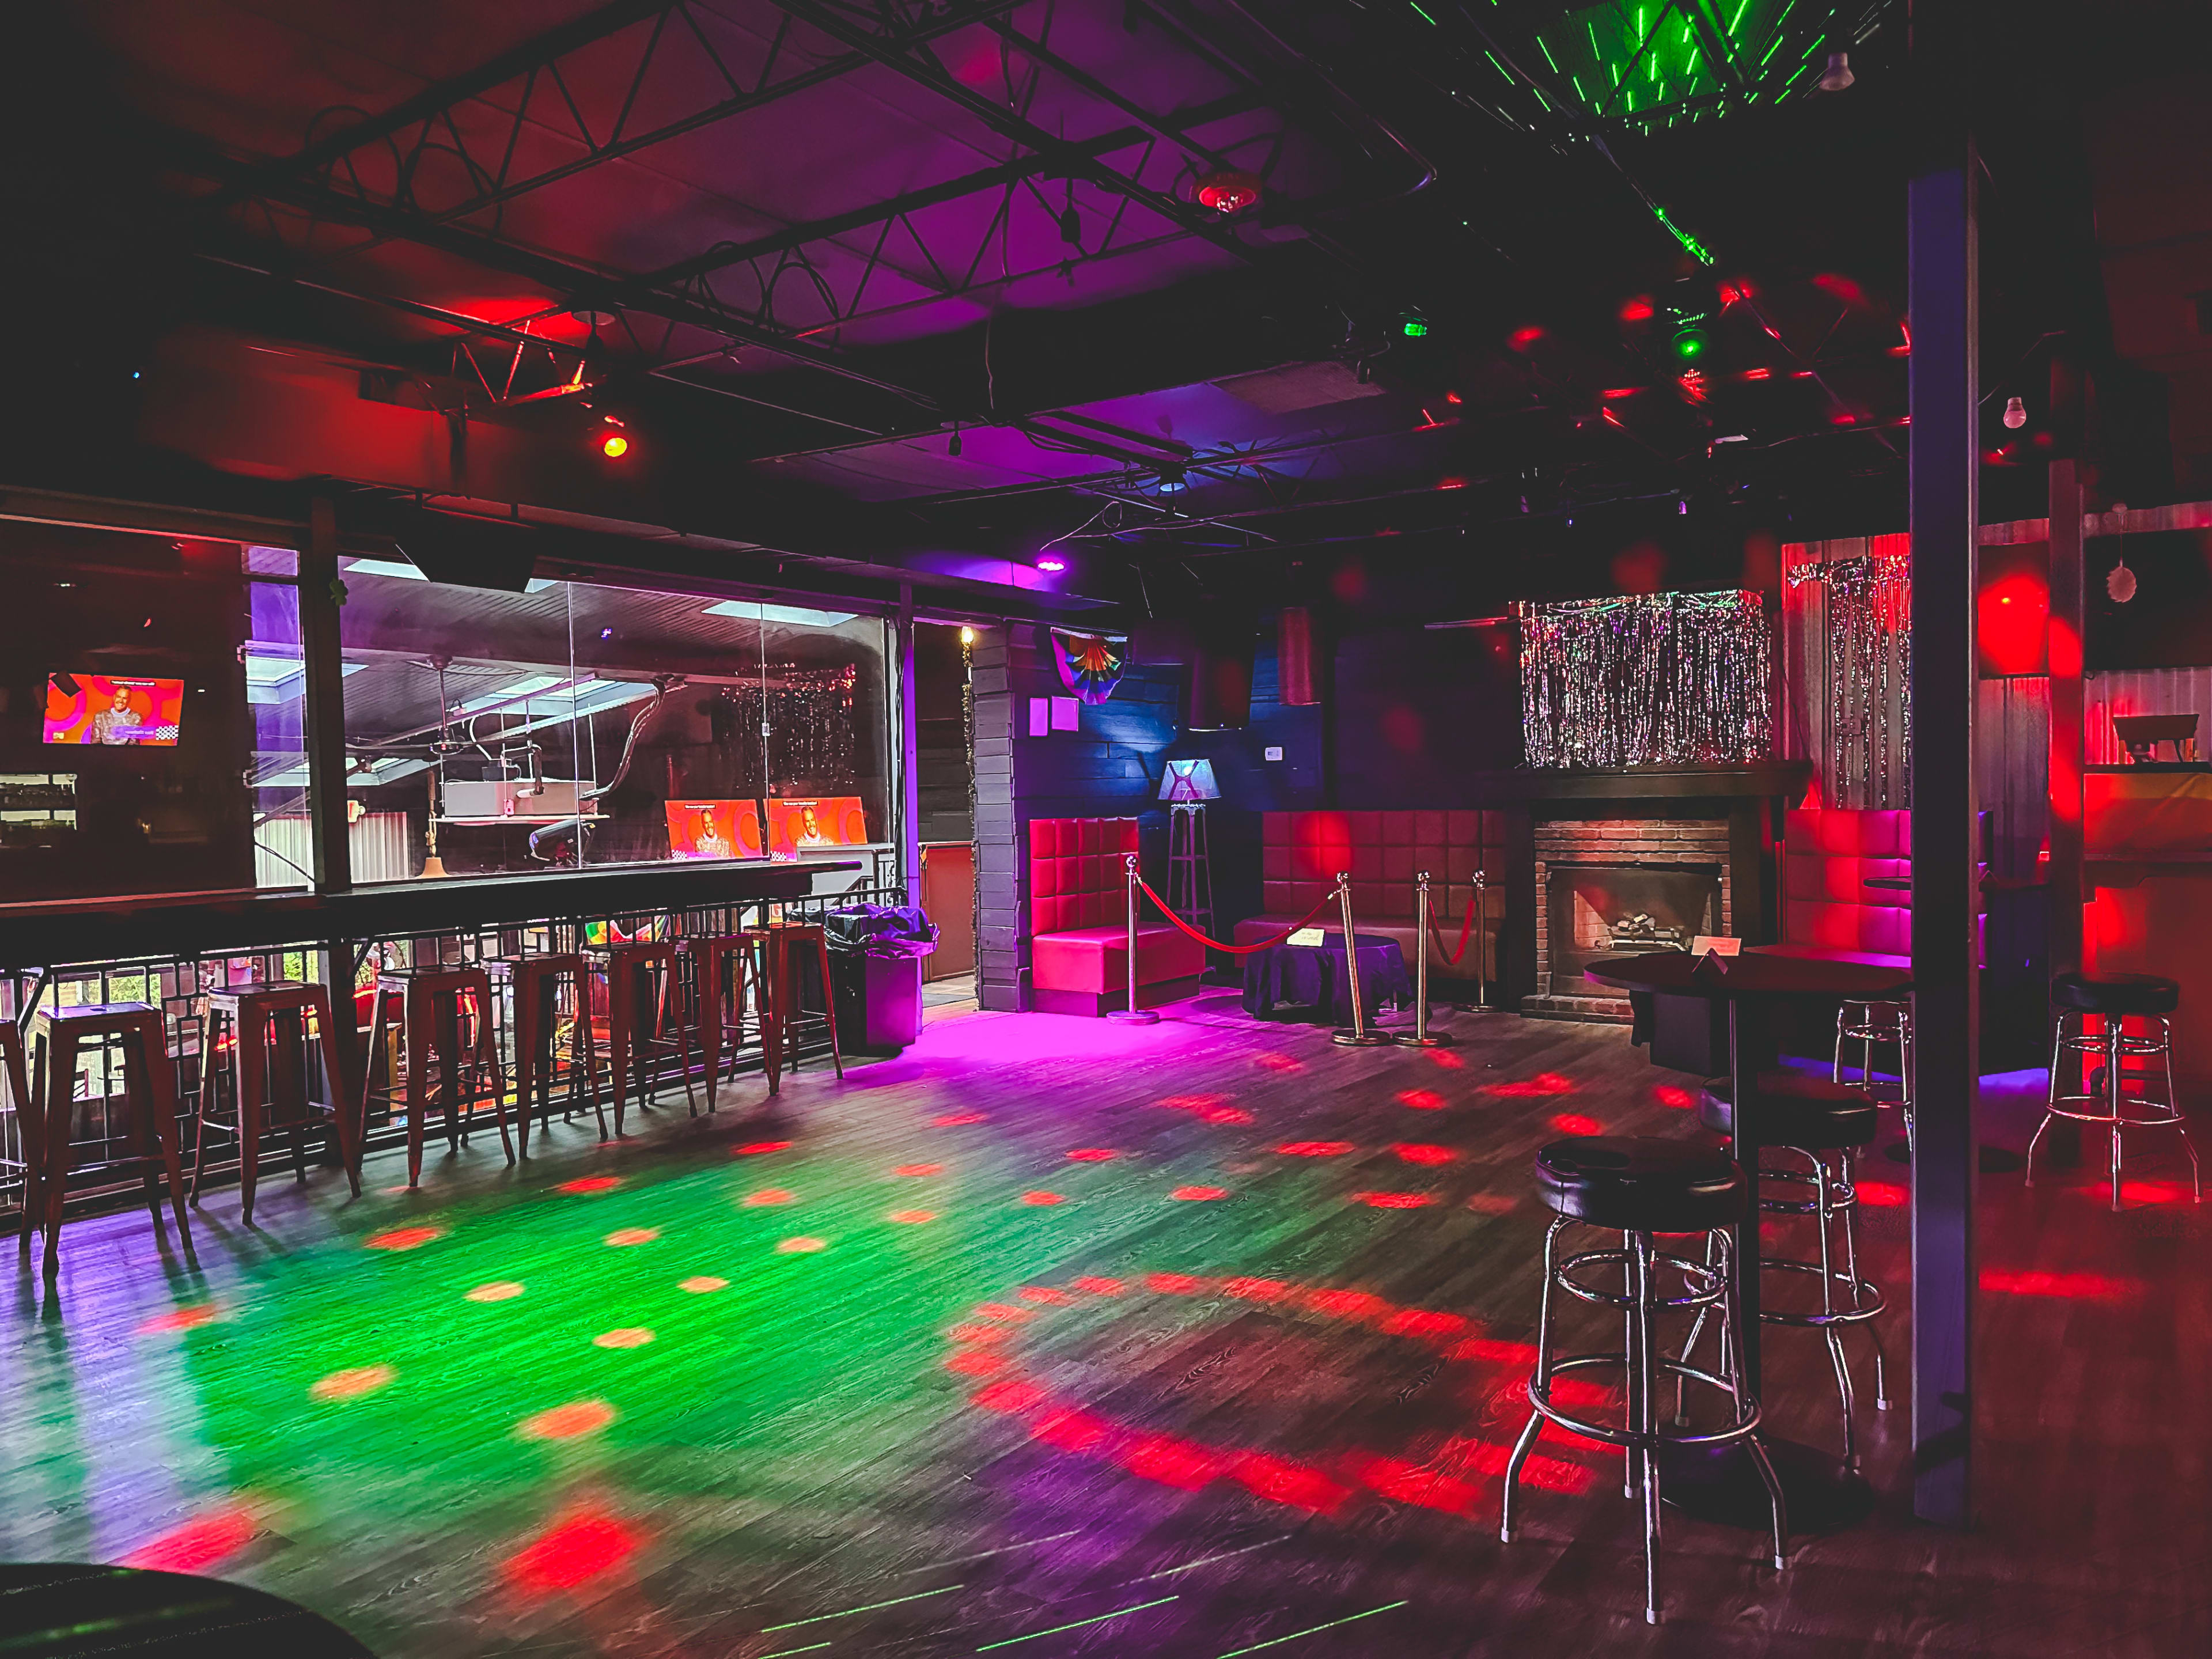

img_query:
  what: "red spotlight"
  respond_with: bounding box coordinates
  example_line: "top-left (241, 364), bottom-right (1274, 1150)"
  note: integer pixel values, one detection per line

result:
top-left (1619, 296), bottom-right (1655, 323)
top-left (601, 435), bottom-right (629, 459)
top-left (1508, 325), bottom-right (1546, 352)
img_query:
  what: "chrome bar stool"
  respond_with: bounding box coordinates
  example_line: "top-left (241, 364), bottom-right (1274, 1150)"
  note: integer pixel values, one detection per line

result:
top-left (1685, 1073), bottom-right (1889, 1471)
top-left (2029, 971), bottom-right (2200, 1211)
top-left (1834, 997), bottom-right (1913, 1149)
top-left (1501, 1135), bottom-right (1786, 1626)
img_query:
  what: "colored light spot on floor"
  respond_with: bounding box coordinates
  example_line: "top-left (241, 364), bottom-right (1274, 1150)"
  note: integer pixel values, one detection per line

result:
top-left (1278, 1140), bottom-right (1355, 1157)
top-left (1981, 1268), bottom-right (2136, 1300)
top-left (311, 1365), bottom-right (397, 1401)
top-left (974, 1302), bottom-right (1035, 1321)
top-left (888, 1208), bottom-right (939, 1225)
top-left (1171, 1185), bottom-right (1230, 1201)
top-left (119, 1504), bottom-right (258, 1573)
top-left (604, 1227), bottom-right (660, 1246)
top-left (1393, 1143), bottom-right (1458, 1165)
top-left (1396, 1090), bottom-right (1445, 1111)
top-left (1548, 1377), bottom-right (1615, 1411)
top-left (1071, 1275), bottom-right (1124, 1295)
top-left (734, 1140), bottom-right (792, 1156)
top-left (135, 1304), bottom-right (220, 1335)
top-left (1223, 1277), bottom-right (1290, 1302)
top-left (1354, 1455), bottom-right (1481, 1515)
top-left (1020, 1190), bottom-right (1066, 1206)
top-left (971, 1378), bottom-right (1046, 1412)
top-left (1235, 1454), bottom-right (1352, 1514)
top-left (366, 1225), bottom-right (445, 1251)
top-left (679, 1276), bottom-right (729, 1293)
top-left (893, 1162), bottom-right (945, 1178)
top-left (557, 1175), bottom-right (622, 1194)
top-left (1146, 1272), bottom-right (1207, 1295)
top-left (1465, 1192), bottom-right (1517, 1215)
top-left (1066, 1147), bottom-right (1118, 1162)
top-left (743, 1188), bottom-right (796, 1207)
top-left (467, 1281), bottom-right (525, 1302)
top-left (945, 1349), bottom-right (1007, 1377)
top-left (949, 1323), bottom-right (1014, 1344)
top-left (1654, 1085), bottom-right (1698, 1109)
top-left (1353, 1191), bottom-right (1435, 1209)
top-left (1426, 1050), bottom-right (1465, 1069)
top-left (2118, 1180), bottom-right (2198, 1206)
top-left (1018, 1285), bottom-right (1074, 1305)
top-left (1305, 1288), bottom-right (1390, 1320)
top-left (1452, 1439), bottom-right (1593, 1493)
top-left (1450, 1336), bottom-right (1541, 1366)
top-left (593, 1328), bottom-right (654, 1349)
top-left (1381, 1308), bottom-right (1467, 1338)
top-left (1492, 1073), bottom-right (1575, 1098)
top-left (933, 1111), bottom-right (988, 1126)
top-left (1159, 1093), bottom-right (1255, 1124)
top-left (1547, 1113), bottom-right (1603, 1137)
top-left (777, 1236), bottom-right (829, 1253)
top-left (1120, 1432), bottom-right (1223, 1490)
top-left (1856, 1181), bottom-right (1909, 1207)
top-left (518, 1399), bottom-right (616, 1441)
top-left (504, 1510), bottom-right (641, 1596)
top-left (1031, 1407), bottom-right (1111, 1452)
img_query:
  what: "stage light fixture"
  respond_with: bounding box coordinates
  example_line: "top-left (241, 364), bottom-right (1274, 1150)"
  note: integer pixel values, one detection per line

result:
top-left (1401, 310), bottom-right (1430, 339)
top-left (598, 414), bottom-right (630, 459)
top-left (948, 426), bottom-right (963, 457)
top-left (1036, 554), bottom-right (1067, 574)
top-left (1195, 169), bottom-right (1261, 214)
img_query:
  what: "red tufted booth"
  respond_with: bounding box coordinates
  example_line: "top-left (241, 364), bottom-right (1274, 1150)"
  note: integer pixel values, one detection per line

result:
top-left (1028, 817), bottom-right (1205, 1016)
top-left (1761, 806), bottom-right (1912, 967)
top-left (1229, 810), bottom-right (1506, 979)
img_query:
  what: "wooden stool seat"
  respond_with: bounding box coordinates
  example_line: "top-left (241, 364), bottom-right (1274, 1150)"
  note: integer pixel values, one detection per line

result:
top-left (589, 941), bottom-right (698, 1132)
top-left (361, 965), bottom-right (512, 1188)
top-left (194, 981), bottom-right (362, 1223)
top-left (25, 1002), bottom-right (192, 1278)
top-left (738, 921), bottom-right (843, 1090)
top-left (487, 954), bottom-right (607, 1151)
top-left (681, 934), bottom-right (771, 1108)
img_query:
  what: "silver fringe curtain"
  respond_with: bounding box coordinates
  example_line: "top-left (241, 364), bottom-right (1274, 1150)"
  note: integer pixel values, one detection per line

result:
top-left (1782, 537), bottom-right (1912, 807)
top-left (1516, 589), bottom-right (1775, 769)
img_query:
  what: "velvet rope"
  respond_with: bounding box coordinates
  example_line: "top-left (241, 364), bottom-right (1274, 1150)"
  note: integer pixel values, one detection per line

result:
top-left (1132, 878), bottom-right (1340, 956)
top-left (1425, 892), bottom-right (1484, 968)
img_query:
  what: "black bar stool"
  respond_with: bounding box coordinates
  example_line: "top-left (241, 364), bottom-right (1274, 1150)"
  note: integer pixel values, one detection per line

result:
top-left (1501, 1135), bottom-right (1786, 1626)
top-left (1687, 1072), bottom-right (1889, 1469)
top-left (2029, 971), bottom-right (2200, 1210)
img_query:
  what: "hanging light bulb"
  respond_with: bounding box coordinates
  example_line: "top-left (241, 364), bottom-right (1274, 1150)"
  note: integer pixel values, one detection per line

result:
top-left (948, 426), bottom-right (963, 458)
top-left (1819, 52), bottom-right (1854, 92)
top-left (2108, 558), bottom-right (2138, 604)
top-left (2003, 395), bottom-right (2027, 430)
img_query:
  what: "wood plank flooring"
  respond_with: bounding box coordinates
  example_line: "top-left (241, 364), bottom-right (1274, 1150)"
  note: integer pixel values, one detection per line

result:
top-left (3, 991), bottom-right (2207, 1658)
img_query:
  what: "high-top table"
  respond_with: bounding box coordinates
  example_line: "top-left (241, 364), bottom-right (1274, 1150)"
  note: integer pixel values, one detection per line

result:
top-left (1585, 949), bottom-right (1912, 1531)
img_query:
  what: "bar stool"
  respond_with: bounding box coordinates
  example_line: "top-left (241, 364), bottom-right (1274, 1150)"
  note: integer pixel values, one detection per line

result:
top-left (681, 934), bottom-right (770, 1108)
top-left (739, 921), bottom-right (843, 1089)
top-left (591, 941), bottom-right (698, 1133)
top-left (26, 1003), bottom-right (193, 1278)
top-left (1501, 1135), bottom-right (1785, 1626)
top-left (1686, 1073), bottom-right (1889, 1469)
top-left (361, 966), bottom-right (513, 1187)
top-left (2029, 971), bottom-right (2201, 1211)
top-left (192, 983), bottom-right (362, 1222)
top-left (488, 955), bottom-right (607, 1153)
top-left (1834, 997), bottom-right (1913, 1149)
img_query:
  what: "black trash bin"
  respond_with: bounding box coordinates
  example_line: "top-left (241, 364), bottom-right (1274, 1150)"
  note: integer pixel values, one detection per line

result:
top-left (826, 904), bottom-right (938, 1055)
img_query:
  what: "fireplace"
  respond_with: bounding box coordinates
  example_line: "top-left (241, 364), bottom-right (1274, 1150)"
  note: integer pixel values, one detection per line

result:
top-left (1530, 817), bottom-right (1734, 1021)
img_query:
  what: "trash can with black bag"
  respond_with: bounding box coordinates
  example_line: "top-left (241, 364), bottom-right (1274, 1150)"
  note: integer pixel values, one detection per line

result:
top-left (825, 904), bottom-right (938, 1054)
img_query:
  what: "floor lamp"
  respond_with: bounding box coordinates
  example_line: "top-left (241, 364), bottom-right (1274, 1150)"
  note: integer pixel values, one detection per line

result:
top-left (1160, 759), bottom-right (1218, 942)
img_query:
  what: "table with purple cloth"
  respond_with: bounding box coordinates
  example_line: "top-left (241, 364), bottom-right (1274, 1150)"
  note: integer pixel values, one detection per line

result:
top-left (1240, 932), bottom-right (1412, 1026)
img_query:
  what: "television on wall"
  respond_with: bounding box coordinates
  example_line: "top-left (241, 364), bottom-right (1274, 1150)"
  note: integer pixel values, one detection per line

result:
top-left (765, 796), bottom-right (866, 858)
top-left (665, 798), bottom-right (763, 861)
top-left (43, 675), bottom-right (185, 747)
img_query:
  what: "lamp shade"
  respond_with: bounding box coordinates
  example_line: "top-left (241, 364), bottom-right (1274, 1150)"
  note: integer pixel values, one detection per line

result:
top-left (1159, 758), bottom-right (1221, 802)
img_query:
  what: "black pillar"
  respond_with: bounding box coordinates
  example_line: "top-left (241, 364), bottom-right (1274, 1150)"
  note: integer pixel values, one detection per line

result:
top-left (1907, 0), bottom-right (1978, 1531)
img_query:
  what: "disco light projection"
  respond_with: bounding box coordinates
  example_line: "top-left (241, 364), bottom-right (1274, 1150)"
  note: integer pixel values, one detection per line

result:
top-left (742, 1188), bottom-right (797, 1207)
top-left (1065, 1147), bottom-right (1118, 1162)
top-left (365, 1225), bottom-right (446, 1251)
top-left (311, 1366), bottom-right (398, 1401)
top-left (887, 1209), bottom-right (938, 1225)
top-left (137, 1304), bottom-right (222, 1335)
top-left (775, 1236), bottom-right (829, 1253)
top-left (517, 1399), bottom-right (617, 1441)
top-left (503, 1509), bottom-right (641, 1596)
top-left (932, 1111), bottom-right (988, 1126)
top-left (1170, 1185), bottom-right (1230, 1201)
top-left (678, 1276), bottom-right (730, 1293)
top-left (557, 1176), bottom-right (622, 1194)
top-left (119, 1504), bottom-right (260, 1573)
top-left (467, 1281), bottom-right (526, 1302)
top-left (603, 1227), bottom-right (660, 1246)
top-left (1396, 1089), bottom-right (1446, 1110)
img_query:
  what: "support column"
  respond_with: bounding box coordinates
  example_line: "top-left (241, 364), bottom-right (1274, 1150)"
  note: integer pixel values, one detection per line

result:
top-left (2047, 460), bottom-right (2085, 976)
top-left (895, 583), bottom-right (921, 904)
top-left (1907, 0), bottom-right (1978, 1532)
top-left (302, 496), bottom-right (357, 1081)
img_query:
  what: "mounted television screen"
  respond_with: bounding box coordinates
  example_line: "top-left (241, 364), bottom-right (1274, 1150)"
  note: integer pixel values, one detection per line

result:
top-left (765, 796), bottom-right (866, 858)
top-left (43, 675), bottom-right (185, 747)
top-left (665, 798), bottom-right (763, 861)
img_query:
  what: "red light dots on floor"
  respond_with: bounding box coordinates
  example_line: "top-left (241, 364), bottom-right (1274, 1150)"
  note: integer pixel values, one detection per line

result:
top-left (1547, 1113), bottom-right (1603, 1137)
top-left (888, 1209), bottom-right (938, 1225)
top-left (1393, 1143), bottom-right (1458, 1165)
top-left (119, 1505), bottom-right (259, 1574)
top-left (733, 1141), bottom-right (792, 1156)
top-left (1065, 1147), bottom-right (1118, 1162)
top-left (1278, 1140), bottom-right (1354, 1157)
top-left (1032, 1407), bottom-right (1110, 1453)
top-left (1353, 1191), bottom-right (1435, 1209)
top-left (1396, 1090), bottom-right (1445, 1111)
top-left (893, 1162), bottom-right (945, 1177)
top-left (1425, 1049), bottom-right (1465, 1070)
top-left (365, 1226), bottom-right (446, 1252)
top-left (310, 1365), bottom-right (397, 1401)
top-left (1654, 1085), bottom-right (1698, 1109)
top-left (604, 1227), bottom-right (660, 1247)
top-left (517, 1399), bottom-right (616, 1441)
top-left (1070, 1275), bottom-right (1124, 1296)
top-left (1465, 1192), bottom-right (1517, 1215)
top-left (1490, 1073), bottom-right (1575, 1098)
top-left (678, 1276), bottom-right (728, 1293)
top-left (504, 1510), bottom-right (640, 1596)
top-left (467, 1281), bottom-right (525, 1302)
top-left (1158, 1094), bottom-right (1255, 1124)
top-left (776, 1236), bottom-right (828, 1253)
top-left (742, 1189), bottom-right (796, 1207)
top-left (556, 1176), bottom-right (622, 1194)
top-left (593, 1328), bottom-right (654, 1349)
top-left (135, 1305), bottom-right (221, 1335)
top-left (1382, 1309), bottom-right (1468, 1338)
top-left (932, 1111), bottom-right (987, 1126)
top-left (1017, 1286), bottom-right (1074, 1305)
top-left (971, 1378), bottom-right (1046, 1412)
top-left (1145, 1272), bottom-right (1207, 1295)
top-left (1019, 1190), bottom-right (1066, 1206)
top-left (1223, 1277), bottom-right (1290, 1302)
top-left (1980, 1268), bottom-right (2137, 1301)
top-left (944, 1349), bottom-right (1006, 1377)
top-left (1171, 1185), bottom-right (1229, 1201)
top-left (1855, 1181), bottom-right (1909, 1207)
top-left (1255, 1052), bottom-right (1303, 1072)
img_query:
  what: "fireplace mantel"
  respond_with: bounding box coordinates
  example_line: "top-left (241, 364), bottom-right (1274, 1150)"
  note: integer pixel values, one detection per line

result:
top-left (1462, 763), bottom-right (1810, 802)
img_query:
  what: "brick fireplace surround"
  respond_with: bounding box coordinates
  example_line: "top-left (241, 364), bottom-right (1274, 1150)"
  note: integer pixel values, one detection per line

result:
top-left (1528, 817), bottom-right (1734, 1023)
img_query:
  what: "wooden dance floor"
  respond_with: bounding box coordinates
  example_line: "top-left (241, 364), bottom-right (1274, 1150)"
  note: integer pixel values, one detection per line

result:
top-left (3, 993), bottom-right (2206, 1657)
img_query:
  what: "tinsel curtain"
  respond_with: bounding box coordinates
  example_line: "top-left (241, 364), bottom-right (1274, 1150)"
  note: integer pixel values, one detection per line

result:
top-left (725, 665), bottom-right (859, 790)
top-left (1516, 589), bottom-right (1774, 769)
top-left (1781, 535), bottom-right (1911, 808)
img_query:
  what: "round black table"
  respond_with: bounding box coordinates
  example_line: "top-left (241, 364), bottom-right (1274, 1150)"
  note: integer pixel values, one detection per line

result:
top-left (0, 1565), bottom-right (373, 1656)
top-left (1585, 949), bottom-right (1912, 1533)
top-left (1240, 932), bottom-right (1412, 1027)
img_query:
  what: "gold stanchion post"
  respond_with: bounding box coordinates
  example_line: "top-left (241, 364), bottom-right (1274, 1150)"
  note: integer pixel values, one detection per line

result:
top-left (1331, 870), bottom-right (1392, 1048)
top-left (1105, 851), bottom-right (1160, 1025)
top-left (1397, 869), bottom-right (1455, 1047)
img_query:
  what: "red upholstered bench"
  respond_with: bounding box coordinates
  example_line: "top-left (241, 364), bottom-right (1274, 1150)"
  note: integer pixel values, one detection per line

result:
top-left (1754, 806), bottom-right (1912, 969)
top-left (1231, 810), bottom-right (1505, 980)
top-left (1029, 817), bottom-right (1205, 1016)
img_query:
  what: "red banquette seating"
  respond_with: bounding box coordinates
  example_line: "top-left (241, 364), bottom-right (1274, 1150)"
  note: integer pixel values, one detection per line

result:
top-left (1761, 806), bottom-right (1911, 967)
top-left (1028, 817), bottom-right (1205, 1015)
top-left (1230, 810), bottom-right (1506, 979)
